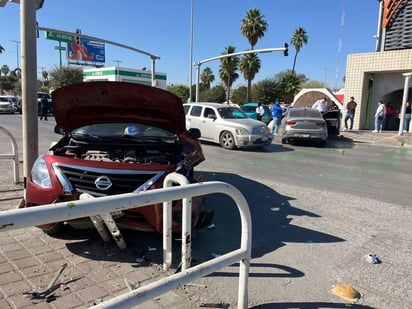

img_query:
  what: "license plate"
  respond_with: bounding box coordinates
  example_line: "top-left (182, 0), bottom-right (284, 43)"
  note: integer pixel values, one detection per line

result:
top-left (302, 134), bottom-right (310, 138)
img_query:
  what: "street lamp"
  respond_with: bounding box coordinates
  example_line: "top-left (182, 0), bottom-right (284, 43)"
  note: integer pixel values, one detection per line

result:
top-left (113, 59), bottom-right (122, 81)
top-left (193, 45), bottom-right (289, 102)
top-left (188, 0), bottom-right (194, 102)
top-left (10, 40), bottom-right (20, 69)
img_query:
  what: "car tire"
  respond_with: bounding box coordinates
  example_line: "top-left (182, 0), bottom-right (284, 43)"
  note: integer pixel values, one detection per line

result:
top-left (220, 131), bottom-right (235, 150)
top-left (281, 136), bottom-right (287, 144)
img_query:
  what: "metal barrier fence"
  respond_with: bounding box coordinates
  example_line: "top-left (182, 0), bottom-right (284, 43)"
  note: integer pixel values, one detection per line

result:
top-left (0, 126), bottom-right (20, 184)
top-left (0, 178), bottom-right (252, 309)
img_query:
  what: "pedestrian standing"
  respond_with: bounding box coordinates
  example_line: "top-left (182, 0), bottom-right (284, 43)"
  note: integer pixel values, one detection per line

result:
top-left (343, 96), bottom-right (357, 131)
top-left (256, 103), bottom-right (264, 121)
top-left (271, 99), bottom-right (283, 134)
top-left (384, 102), bottom-right (394, 130)
top-left (40, 95), bottom-right (49, 121)
top-left (403, 101), bottom-right (411, 133)
top-left (312, 97), bottom-right (328, 113)
top-left (373, 101), bottom-right (386, 133)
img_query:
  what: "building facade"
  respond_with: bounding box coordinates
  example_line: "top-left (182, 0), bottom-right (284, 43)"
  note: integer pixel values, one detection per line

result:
top-left (83, 67), bottom-right (167, 89)
top-left (344, 0), bottom-right (412, 131)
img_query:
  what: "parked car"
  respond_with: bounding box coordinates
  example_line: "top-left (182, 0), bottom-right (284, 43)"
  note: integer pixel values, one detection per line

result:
top-left (280, 107), bottom-right (328, 146)
top-left (183, 102), bottom-right (273, 150)
top-left (240, 103), bottom-right (273, 124)
top-left (24, 82), bottom-right (212, 236)
top-left (0, 96), bottom-right (16, 114)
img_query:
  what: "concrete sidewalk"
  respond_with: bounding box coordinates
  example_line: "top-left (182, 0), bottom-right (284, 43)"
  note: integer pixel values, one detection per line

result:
top-left (0, 129), bottom-right (411, 308)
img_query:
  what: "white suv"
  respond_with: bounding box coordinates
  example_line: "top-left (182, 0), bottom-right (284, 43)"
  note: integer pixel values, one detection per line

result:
top-left (183, 102), bottom-right (272, 150)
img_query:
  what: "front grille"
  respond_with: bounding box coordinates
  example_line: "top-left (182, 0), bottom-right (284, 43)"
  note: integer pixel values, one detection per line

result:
top-left (53, 164), bottom-right (164, 196)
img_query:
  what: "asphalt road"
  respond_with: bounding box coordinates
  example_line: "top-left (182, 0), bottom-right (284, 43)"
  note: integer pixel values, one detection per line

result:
top-left (1, 114), bottom-right (411, 308)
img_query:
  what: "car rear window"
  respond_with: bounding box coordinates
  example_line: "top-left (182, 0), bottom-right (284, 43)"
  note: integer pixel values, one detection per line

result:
top-left (289, 109), bottom-right (321, 118)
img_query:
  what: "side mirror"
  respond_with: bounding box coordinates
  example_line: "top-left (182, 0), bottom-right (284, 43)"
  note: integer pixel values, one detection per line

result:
top-left (54, 125), bottom-right (64, 135)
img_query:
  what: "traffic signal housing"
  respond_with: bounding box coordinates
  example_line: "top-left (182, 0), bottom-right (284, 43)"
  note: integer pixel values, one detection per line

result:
top-left (75, 29), bottom-right (81, 44)
top-left (283, 43), bottom-right (289, 57)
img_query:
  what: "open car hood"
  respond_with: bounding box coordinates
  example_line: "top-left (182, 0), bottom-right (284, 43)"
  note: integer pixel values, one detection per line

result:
top-left (52, 82), bottom-right (186, 134)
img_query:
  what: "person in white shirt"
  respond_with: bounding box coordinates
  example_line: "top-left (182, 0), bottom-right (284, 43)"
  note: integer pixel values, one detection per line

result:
top-left (373, 100), bottom-right (386, 133)
top-left (256, 103), bottom-right (264, 121)
top-left (312, 97), bottom-right (328, 113)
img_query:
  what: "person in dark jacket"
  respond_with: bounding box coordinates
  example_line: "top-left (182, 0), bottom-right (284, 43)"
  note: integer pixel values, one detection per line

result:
top-left (40, 95), bottom-right (49, 121)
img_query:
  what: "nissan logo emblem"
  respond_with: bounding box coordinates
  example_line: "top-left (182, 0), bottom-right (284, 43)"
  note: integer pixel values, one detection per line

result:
top-left (95, 175), bottom-right (112, 190)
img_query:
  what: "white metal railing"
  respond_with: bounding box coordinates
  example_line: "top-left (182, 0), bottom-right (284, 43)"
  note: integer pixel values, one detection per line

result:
top-left (0, 179), bottom-right (252, 309)
top-left (0, 126), bottom-right (20, 184)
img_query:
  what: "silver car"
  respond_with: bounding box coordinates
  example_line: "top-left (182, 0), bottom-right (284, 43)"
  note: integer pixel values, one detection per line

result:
top-left (0, 96), bottom-right (16, 114)
top-left (280, 107), bottom-right (328, 146)
top-left (183, 102), bottom-right (272, 150)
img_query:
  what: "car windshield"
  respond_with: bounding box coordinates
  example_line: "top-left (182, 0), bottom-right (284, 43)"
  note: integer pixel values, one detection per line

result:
top-left (72, 123), bottom-right (176, 142)
top-left (240, 106), bottom-right (256, 113)
top-left (217, 107), bottom-right (249, 119)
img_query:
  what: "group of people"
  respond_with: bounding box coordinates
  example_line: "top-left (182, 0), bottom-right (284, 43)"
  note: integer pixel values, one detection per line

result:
top-left (256, 95), bottom-right (412, 134)
top-left (343, 96), bottom-right (411, 133)
top-left (255, 100), bottom-right (283, 134)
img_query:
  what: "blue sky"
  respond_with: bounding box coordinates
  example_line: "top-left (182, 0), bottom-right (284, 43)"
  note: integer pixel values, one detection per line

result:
top-left (0, 0), bottom-right (379, 89)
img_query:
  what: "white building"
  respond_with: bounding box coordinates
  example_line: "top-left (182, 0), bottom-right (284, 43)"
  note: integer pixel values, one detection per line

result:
top-left (83, 67), bottom-right (167, 89)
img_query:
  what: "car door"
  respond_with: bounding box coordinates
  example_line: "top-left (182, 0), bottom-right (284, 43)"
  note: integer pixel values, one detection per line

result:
top-left (199, 107), bottom-right (217, 140)
top-left (185, 104), bottom-right (203, 132)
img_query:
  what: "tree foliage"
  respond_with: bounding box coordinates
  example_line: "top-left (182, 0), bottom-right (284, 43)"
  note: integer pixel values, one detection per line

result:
top-left (49, 66), bottom-right (84, 89)
top-left (239, 52), bottom-right (261, 103)
top-left (199, 85), bottom-right (226, 102)
top-left (166, 84), bottom-right (189, 102)
top-left (231, 86), bottom-right (247, 104)
top-left (240, 8), bottom-right (267, 103)
top-left (200, 67), bottom-right (215, 89)
top-left (290, 27), bottom-right (308, 74)
top-left (219, 45), bottom-right (239, 102)
top-left (240, 8), bottom-right (268, 49)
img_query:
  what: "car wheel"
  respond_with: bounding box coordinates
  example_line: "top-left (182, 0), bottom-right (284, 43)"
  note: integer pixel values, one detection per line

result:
top-left (281, 135), bottom-right (287, 144)
top-left (219, 131), bottom-right (235, 150)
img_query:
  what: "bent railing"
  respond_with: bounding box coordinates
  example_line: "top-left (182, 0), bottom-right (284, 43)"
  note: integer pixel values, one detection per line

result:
top-left (0, 126), bottom-right (20, 184)
top-left (0, 180), bottom-right (252, 309)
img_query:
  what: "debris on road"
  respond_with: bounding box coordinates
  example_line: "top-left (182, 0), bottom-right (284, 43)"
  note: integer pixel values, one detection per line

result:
top-left (330, 284), bottom-right (361, 303)
top-left (364, 253), bottom-right (381, 264)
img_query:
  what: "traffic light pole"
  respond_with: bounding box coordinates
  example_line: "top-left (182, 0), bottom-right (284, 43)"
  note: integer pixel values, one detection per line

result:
top-left (193, 44), bottom-right (288, 103)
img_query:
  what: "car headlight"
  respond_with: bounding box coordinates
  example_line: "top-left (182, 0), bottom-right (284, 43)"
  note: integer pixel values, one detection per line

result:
top-left (31, 155), bottom-right (52, 188)
top-left (235, 128), bottom-right (249, 135)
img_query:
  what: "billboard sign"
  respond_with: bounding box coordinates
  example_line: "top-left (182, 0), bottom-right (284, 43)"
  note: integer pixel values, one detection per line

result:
top-left (67, 38), bottom-right (105, 65)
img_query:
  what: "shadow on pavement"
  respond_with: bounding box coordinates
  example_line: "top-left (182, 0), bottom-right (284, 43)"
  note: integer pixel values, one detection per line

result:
top-left (250, 302), bottom-right (375, 309)
top-left (59, 171), bottom-right (344, 271)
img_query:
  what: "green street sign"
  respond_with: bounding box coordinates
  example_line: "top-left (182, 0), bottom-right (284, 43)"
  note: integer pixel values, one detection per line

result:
top-left (45, 31), bottom-right (73, 43)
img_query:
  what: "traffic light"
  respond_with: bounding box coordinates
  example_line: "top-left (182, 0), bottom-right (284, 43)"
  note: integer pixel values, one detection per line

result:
top-left (283, 43), bottom-right (289, 57)
top-left (75, 28), bottom-right (81, 44)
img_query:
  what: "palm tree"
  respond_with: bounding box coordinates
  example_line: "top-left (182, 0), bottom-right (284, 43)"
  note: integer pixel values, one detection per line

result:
top-left (240, 8), bottom-right (268, 49)
top-left (239, 52), bottom-right (261, 103)
top-left (219, 46), bottom-right (239, 103)
top-left (1, 64), bottom-right (10, 76)
top-left (240, 8), bottom-right (267, 102)
top-left (290, 27), bottom-right (308, 74)
top-left (200, 67), bottom-right (215, 89)
top-left (0, 44), bottom-right (4, 54)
